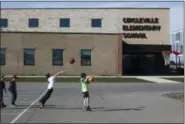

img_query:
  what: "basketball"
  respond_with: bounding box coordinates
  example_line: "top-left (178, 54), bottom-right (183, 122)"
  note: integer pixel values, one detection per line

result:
top-left (88, 76), bottom-right (94, 82)
top-left (69, 58), bottom-right (75, 64)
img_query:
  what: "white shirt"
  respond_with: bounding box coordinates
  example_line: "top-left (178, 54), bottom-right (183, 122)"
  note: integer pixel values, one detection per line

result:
top-left (47, 76), bottom-right (56, 89)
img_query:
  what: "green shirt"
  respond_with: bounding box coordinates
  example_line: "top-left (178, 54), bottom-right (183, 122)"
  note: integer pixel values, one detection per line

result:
top-left (80, 78), bottom-right (89, 92)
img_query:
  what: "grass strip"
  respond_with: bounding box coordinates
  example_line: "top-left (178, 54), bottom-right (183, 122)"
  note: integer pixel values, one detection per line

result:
top-left (163, 93), bottom-right (184, 102)
top-left (164, 78), bottom-right (184, 83)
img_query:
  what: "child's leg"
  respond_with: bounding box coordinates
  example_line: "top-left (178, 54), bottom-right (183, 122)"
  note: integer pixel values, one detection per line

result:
top-left (11, 92), bottom-right (15, 105)
top-left (86, 92), bottom-right (90, 107)
top-left (85, 92), bottom-right (91, 111)
top-left (82, 92), bottom-right (88, 108)
top-left (14, 92), bottom-right (17, 104)
top-left (87, 97), bottom-right (89, 106)
top-left (83, 98), bottom-right (86, 108)
top-left (42, 89), bottom-right (53, 105)
top-left (86, 97), bottom-right (91, 111)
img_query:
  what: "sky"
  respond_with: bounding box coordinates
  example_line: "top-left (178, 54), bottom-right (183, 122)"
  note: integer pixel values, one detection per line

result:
top-left (1, 1), bottom-right (184, 33)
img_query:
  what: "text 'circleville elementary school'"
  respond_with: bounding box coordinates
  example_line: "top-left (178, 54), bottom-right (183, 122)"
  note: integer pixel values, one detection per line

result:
top-left (0, 8), bottom-right (170, 76)
top-left (122, 17), bottom-right (162, 39)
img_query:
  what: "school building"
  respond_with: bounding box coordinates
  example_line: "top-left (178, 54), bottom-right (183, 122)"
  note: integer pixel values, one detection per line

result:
top-left (0, 8), bottom-right (171, 76)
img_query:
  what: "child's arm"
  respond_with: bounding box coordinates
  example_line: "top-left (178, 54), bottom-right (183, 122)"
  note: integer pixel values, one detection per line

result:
top-left (85, 76), bottom-right (90, 84)
top-left (53, 70), bottom-right (64, 77)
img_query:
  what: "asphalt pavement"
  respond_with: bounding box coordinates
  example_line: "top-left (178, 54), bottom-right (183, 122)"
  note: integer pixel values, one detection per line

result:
top-left (0, 82), bottom-right (184, 123)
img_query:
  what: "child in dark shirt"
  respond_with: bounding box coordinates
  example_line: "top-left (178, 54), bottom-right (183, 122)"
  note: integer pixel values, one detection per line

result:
top-left (9, 75), bottom-right (18, 107)
top-left (0, 75), bottom-right (7, 108)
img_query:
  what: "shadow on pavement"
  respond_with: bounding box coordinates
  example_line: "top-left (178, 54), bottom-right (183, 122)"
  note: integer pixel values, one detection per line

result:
top-left (43, 106), bottom-right (105, 110)
top-left (42, 106), bottom-right (145, 112)
top-left (96, 106), bottom-right (145, 112)
top-left (4, 105), bottom-right (55, 109)
top-left (4, 105), bottom-right (145, 112)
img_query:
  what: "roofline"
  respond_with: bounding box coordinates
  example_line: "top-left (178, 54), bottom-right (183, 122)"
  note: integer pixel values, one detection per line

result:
top-left (0, 7), bottom-right (170, 10)
top-left (0, 31), bottom-right (120, 35)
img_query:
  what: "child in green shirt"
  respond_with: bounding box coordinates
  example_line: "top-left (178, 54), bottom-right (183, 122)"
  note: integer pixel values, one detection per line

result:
top-left (80, 73), bottom-right (91, 111)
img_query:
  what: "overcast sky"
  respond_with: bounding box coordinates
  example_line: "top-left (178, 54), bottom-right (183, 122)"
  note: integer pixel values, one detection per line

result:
top-left (1, 1), bottom-right (184, 33)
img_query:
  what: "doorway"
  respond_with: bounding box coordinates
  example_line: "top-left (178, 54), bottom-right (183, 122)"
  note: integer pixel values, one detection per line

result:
top-left (122, 53), bottom-right (157, 75)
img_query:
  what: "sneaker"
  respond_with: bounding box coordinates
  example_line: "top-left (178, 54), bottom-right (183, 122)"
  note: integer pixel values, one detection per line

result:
top-left (10, 104), bottom-right (16, 107)
top-left (2, 104), bottom-right (7, 108)
top-left (86, 106), bottom-right (91, 111)
top-left (40, 103), bottom-right (44, 109)
top-left (82, 106), bottom-right (86, 110)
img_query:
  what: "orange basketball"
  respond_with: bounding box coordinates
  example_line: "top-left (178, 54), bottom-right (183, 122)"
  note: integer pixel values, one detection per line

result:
top-left (88, 76), bottom-right (94, 82)
top-left (69, 58), bottom-right (75, 64)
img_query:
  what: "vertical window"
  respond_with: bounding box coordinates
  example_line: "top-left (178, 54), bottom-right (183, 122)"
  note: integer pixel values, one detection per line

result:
top-left (180, 32), bottom-right (183, 44)
top-left (176, 32), bottom-right (181, 41)
top-left (60, 18), bottom-right (70, 27)
top-left (24, 49), bottom-right (35, 65)
top-left (0, 18), bottom-right (8, 28)
top-left (91, 18), bottom-right (102, 28)
top-left (0, 48), bottom-right (6, 65)
top-left (171, 44), bottom-right (174, 51)
top-left (172, 34), bottom-right (175, 51)
top-left (28, 18), bottom-right (39, 28)
top-left (81, 49), bottom-right (91, 66)
top-left (175, 42), bottom-right (180, 52)
top-left (172, 34), bottom-right (175, 42)
top-left (180, 45), bottom-right (184, 54)
top-left (52, 49), bottom-right (63, 66)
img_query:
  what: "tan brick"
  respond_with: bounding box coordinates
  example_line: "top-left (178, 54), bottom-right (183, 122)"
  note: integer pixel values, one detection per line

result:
top-left (1, 33), bottom-right (119, 76)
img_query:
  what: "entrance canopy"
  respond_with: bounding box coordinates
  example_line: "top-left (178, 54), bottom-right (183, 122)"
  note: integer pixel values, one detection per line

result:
top-left (122, 42), bottom-right (171, 54)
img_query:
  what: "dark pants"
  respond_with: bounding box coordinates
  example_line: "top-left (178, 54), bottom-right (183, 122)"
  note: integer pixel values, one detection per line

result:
top-left (40, 88), bottom-right (53, 105)
top-left (10, 91), bottom-right (17, 105)
top-left (0, 90), bottom-right (5, 107)
top-left (82, 91), bottom-right (90, 98)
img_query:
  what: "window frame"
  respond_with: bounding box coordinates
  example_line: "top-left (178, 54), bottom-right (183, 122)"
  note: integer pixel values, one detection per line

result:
top-left (0, 18), bottom-right (8, 28)
top-left (60, 18), bottom-right (70, 28)
top-left (23, 48), bottom-right (35, 66)
top-left (91, 18), bottom-right (102, 28)
top-left (28, 18), bottom-right (39, 28)
top-left (52, 49), bottom-right (64, 66)
top-left (81, 49), bottom-right (92, 66)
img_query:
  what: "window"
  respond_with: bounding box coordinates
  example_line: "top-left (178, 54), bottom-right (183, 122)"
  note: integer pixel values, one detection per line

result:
top-left (91, 19), bottom-right (102, 28)
top-left (28, 18), bottom-right (39, 28)
top-left (175, 42), bottom-right (180, 52)
top-left (24, 49), bottom-right (35, 65)
top-left (180, 45), bottom-right (184, 54)
top-left (0, 18), bottom-right (8, 28)
top-left (171, 44), bottom-right (174, 51)
top-left (180, 32), bottom-right (183, 43)
top-left (60, 18), bottom-right (70, 27)
top-left (172, 34), bottom-right (175, 51)
top-left (172, 34), bottom-right (175, 42)
top-left (81, 49), bottom-right (91, 66)
top-left (52, 49), bottom-right (63, 66)
top-left (176, 32), bottom-right (181, 41)
top-left (0, 48), bottom-right (6, 65)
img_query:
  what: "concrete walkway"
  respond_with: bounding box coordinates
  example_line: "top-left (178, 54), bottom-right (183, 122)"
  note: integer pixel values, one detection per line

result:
top-left (136, 76), bottom-right (180, 84)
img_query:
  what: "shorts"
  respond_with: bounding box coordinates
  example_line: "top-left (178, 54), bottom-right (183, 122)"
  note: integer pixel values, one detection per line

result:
top-left (82, 91), bottom-right (89, 98)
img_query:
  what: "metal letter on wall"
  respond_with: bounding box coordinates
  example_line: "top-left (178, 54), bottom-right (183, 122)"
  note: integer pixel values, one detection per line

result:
top-left (122, 17), bottom-right (162, 39)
